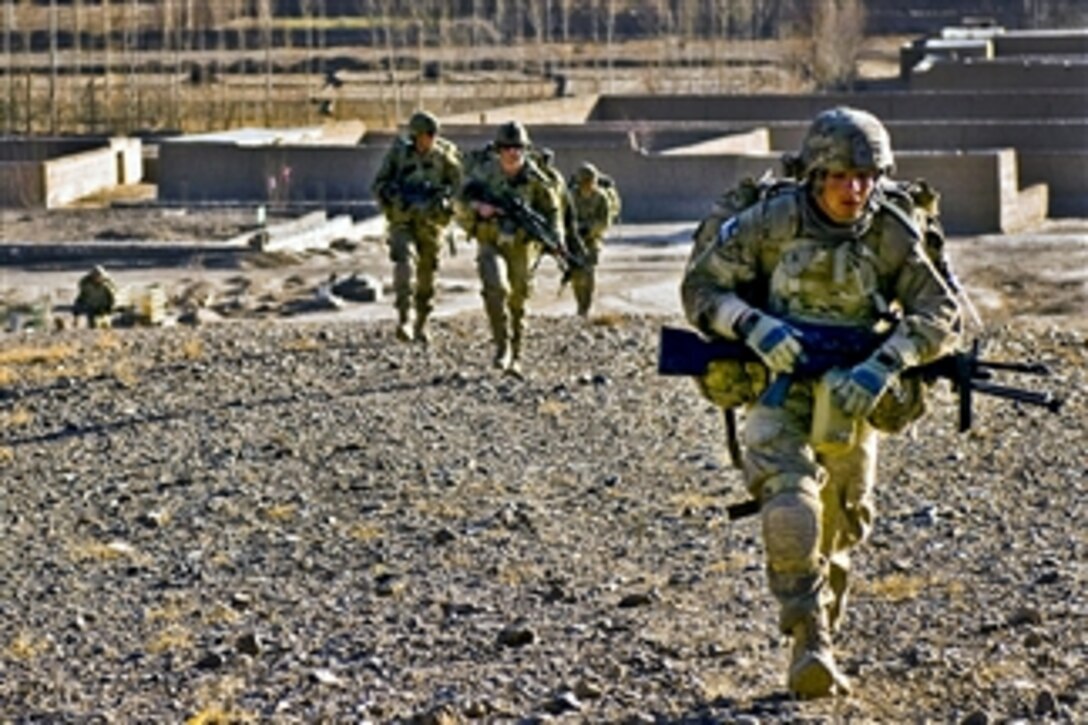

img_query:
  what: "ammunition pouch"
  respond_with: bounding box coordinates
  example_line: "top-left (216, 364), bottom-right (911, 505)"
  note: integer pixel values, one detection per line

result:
top-left (695, 358), bottom-right (769, 410)
top-left (867, 374), bottom-right (928, 433)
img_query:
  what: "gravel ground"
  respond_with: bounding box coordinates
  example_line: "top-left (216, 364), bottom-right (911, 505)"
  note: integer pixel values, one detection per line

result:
top-left (0, 308), bottom-right (1084, 723)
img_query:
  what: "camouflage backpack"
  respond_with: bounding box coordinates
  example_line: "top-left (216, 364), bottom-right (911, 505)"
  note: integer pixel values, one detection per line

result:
top-left (599, 174), bottom-right (622, 224)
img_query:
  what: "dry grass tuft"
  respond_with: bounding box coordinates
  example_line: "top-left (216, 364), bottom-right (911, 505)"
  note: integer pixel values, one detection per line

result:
top-left (148, 626), bottom-right (193, 654)
top-left (591, 312), bottom-right (626, 328)
top-left (536, 398), bottom-right (567, 419)
top-left (670, 491), bottom-right (722, 512)
top-left (0, 343), bottom-right (75, 366)
top-left (113, 360), bottom-right (140, 388)
top-left (4, 633), bottom-right (47, 661)
top-left (349, 523), bottom-right (384, 542)
top-left (263, 503), bottom-right (296, 522)
top-left (182, 338), bottom-right (204, 360)
top-left (863, 573), bottom-right (930, 602)
top-left (69, 539), bottom-right (141, 563)
top-left (94, 332), bottom-right (123, 351)
top-left (284, 335), bottom-right (321, 352)
top-left (186, 705), bottom-right (254, 725)
top-left (1, 406), bottom-right (32, 428)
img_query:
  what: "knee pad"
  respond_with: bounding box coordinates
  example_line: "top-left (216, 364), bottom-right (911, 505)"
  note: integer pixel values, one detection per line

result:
top-left (762, 479), bottom-right (822, 576)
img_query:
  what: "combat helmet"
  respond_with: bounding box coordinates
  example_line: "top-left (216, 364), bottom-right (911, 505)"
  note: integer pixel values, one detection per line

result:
top-left (495, 120), bottom-right (531, 148)
top-left (575, 162), bottom-right (599, 184)
top-left (408, 110), bottom-right (439, 137)
top-left (798, 107), bottom-right (894, 178)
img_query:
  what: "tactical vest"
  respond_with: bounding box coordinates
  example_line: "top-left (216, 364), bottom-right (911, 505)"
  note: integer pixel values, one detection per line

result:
top-left (690, 175), bottom-right (954, 430)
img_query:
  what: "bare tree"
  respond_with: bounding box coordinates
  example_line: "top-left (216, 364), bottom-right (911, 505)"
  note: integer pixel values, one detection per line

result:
top-left (3, 0), bottom-right (14, 133)
top-left (793, 0), bottom-right (866, 90)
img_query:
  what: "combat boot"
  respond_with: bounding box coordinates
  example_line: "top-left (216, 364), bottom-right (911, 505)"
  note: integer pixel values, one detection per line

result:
top-left (412, 313), bottom-right (430, 345)
top-left (787, 609), bottom-right (851, 698)
top-left (395, 311), bottom-right (413, 343)
top-left (504, 325), bottom-right (524, 378)
top-left (413, 300), bottom-right (432, 345)
top-left (492, 341), bottom-right (511, 370)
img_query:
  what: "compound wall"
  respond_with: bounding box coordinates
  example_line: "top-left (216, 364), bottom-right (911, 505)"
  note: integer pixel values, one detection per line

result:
top-left (0, 137), bottom-right (142, 209)
top-left (157, 129), bottom-right (1037, 234)
top-left (590, 91), bottom-right (1088, 122)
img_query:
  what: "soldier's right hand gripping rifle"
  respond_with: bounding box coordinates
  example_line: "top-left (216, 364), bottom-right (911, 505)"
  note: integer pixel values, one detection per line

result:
top-left (463, 179), bottom-right (588, 281)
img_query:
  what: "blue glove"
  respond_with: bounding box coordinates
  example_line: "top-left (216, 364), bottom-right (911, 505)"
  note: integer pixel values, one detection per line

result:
top-left (832, 348), bottom-right (902, 416)
top-left (739, 311), bottom-right (805, 374)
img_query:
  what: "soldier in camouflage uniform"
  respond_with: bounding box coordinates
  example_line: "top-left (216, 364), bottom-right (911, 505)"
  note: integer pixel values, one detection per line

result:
top-left (73, 265), bottom-right (119, 328)
top-left (372, 110), bottom-right (463, 343)
top-left (568, 162), bottom-right (616, 317)
top-left (457, 121), bottom-right (563, 378)
top-left (681, 107), bottom-right (961, 698)
top-left (533, 147), bottom-right (583, 267)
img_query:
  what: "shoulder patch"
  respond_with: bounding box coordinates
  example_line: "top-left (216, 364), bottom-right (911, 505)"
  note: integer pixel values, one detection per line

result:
top-left (717, 216), bottom-right (739, 245)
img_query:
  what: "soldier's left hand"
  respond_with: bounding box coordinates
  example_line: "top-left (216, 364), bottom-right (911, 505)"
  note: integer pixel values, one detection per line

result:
top-left (832, 350), bottom-right (900, 416)
top-left (473, 201), bottom-right (499, 218)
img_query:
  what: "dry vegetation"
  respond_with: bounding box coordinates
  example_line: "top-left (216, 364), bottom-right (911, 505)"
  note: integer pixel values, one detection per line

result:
top-left (1, 0), bottom-right (874, 134)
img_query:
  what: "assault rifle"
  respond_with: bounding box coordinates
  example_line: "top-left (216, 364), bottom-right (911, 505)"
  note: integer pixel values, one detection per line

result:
top-left (463, 179), bottom-right (587, 276)
top-left (658, 324), bottom-right (1063, 519)
top-left (388, 179), bottom-right (450, 212)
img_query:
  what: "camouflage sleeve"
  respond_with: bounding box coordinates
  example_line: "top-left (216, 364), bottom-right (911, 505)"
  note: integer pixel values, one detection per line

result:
top-left (442, 145), bottom-right (463, 195)
top-left (680, 208), bottom-right (761, 338)
top-left (584, 191), bottom-right (612, 238)
top-left (531, 179), bottom-right (563, 244)
top-left (371, 144), bottom-right (401, 204)
top-left (886, 237), bottom-right (962, 364)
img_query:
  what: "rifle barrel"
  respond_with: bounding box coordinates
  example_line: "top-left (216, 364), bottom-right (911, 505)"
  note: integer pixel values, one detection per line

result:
top-left (976, 360), bottom-right (1052, 376)
top-left (971, 380), bottom-right (1063, 412)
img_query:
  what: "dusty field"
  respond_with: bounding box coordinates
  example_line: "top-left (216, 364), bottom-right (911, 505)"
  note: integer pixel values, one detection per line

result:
top-left (0, 205), bottom-right (1085, 722)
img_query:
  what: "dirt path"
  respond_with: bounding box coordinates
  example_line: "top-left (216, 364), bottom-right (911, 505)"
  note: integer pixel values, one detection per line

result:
top-left (2, 216), bottom-right (1086, 335)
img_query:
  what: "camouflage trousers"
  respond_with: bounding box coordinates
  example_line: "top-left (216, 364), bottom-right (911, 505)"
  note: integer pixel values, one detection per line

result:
top-left (387, 220), bottom-right (444, 322)
top-left (568, 238), bottom-right (601, 317)
top-left (476, 238), bottom-right (541, 355)
top-left (742, 378), bottom-right (877, 635)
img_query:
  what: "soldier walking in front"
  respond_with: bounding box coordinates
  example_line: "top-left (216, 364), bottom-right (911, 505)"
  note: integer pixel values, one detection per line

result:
top-left (457, 121), bottom-right (563, 378)
top-left (372, 110), bottom-right (463, 344)
top-left (568, 162), bottom-right (617, 317)
top-left (682, 107), bottom-right (962, 698)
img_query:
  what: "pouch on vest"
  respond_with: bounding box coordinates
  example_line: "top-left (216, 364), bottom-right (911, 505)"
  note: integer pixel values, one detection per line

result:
top-left (867, 374), bottom-right (928, 433)
top-left (695, 359), bottom-right (769, 410)
top-left (811, 370), bottom-right (858, 455)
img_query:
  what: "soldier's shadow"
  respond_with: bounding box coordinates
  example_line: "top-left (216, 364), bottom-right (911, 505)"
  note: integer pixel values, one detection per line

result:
top-left (0, 369), bottom-right (492, 447)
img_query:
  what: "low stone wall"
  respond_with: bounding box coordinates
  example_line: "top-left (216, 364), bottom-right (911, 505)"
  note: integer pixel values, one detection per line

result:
top-left (0, 137), bottom-right (143, 209)
top-left (911, 58), bottom-right (1088, 91)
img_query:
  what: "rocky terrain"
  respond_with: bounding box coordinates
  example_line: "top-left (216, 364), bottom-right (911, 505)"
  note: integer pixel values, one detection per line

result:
top-left (1, 205), bottom-right (1087, 722)
top-left (0, 302), bottom-right (1084, 722)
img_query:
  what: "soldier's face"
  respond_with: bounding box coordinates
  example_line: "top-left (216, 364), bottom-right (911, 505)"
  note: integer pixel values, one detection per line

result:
top-left (414, 133), bottom-right (436, 153)
top-left (498, 145), bottom-right (525, 175)
top-left (817, 168), bottom-right (877, 223)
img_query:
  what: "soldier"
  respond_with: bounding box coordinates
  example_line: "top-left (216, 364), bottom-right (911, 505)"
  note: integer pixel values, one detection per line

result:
top-left (372, 110), bottom-right (463, 344)
top-left (568, 162), bottom-right (616, 317)
top-left (457, 121), bottom-right (563, 378)
top-left (533, 147), bottom-right (583, 264)
top-left (73, 265), bottom-right (119, 328)
top-left (681, 107), bottom-right (961, 698)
